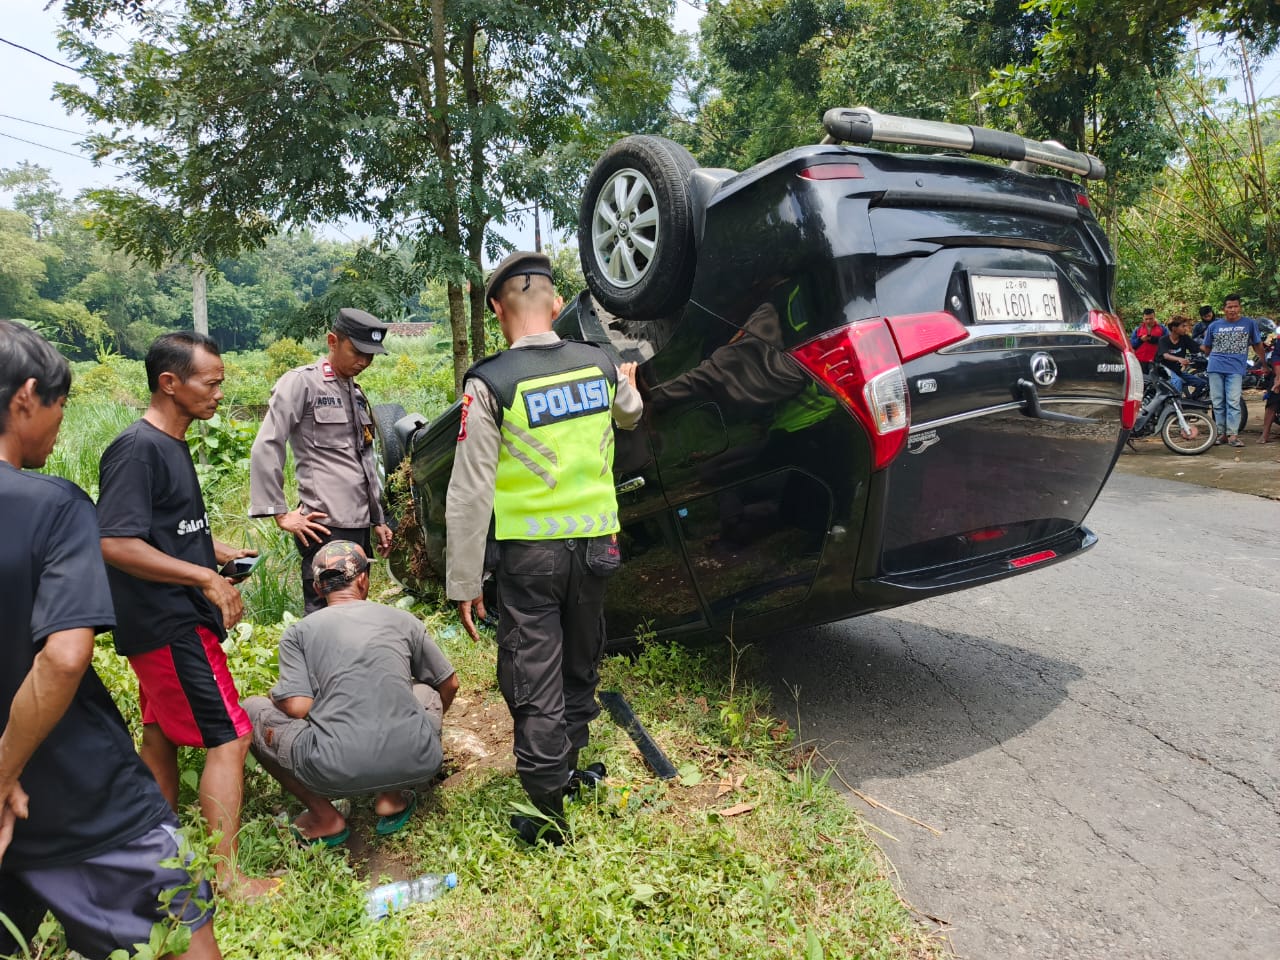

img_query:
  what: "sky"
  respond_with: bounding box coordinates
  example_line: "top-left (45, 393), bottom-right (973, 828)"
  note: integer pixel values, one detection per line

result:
top-left (0, 0), bottom-right (1274, 257)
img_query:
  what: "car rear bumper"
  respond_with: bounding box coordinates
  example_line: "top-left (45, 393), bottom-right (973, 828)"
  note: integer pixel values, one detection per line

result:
top-left (853, 524), bottom-right (1098, 608)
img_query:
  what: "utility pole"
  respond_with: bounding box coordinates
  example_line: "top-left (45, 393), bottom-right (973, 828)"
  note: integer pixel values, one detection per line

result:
top-left (187, 130), bottom-right (209, 336)
top-left (192, 256), bottom-right (208, 336)
top-left (534, 200), bottom-right (542, 253)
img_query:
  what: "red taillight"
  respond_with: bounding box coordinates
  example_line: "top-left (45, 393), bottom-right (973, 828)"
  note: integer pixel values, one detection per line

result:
top-left (1075, 192), bottom-right (1091, 208)
top-left (1010, 549), bottom-right (1057, 569)
top-left (1121, 352), bottom-right (1143, 429)
top-left (885, 311), bottom-right (970, 363)
top-left (1088, 309), bottom-right (1128, 352)
top-left (1089, 309), bottom-right (1142, 429)
top-left (791, 318), bottom-right (908, 470)
top-left (799, 163), bottom-right (864, 180)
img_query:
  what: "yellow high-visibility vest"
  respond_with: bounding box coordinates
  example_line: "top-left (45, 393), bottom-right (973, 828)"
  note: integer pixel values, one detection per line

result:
top-left (468, 341), bottom-right (620, 540)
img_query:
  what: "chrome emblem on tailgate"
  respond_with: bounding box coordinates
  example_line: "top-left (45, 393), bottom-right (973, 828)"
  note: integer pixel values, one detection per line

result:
top-left (1030, 352), bottom-right (1058, 386)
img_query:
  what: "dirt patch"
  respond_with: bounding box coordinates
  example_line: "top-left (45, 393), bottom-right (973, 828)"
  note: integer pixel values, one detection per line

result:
top-left (1114, 390), bottom-right (1280, 500)
top-left (347, 692), bottom-right (516, 883)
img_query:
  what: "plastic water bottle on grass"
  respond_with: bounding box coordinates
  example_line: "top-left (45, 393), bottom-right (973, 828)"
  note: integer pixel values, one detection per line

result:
top-left (366, 872), bottom-right (458, 919)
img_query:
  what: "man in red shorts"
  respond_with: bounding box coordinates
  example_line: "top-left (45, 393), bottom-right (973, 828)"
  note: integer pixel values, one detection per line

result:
top-left (0, 321), bottom-right (221, 958)
top-left (98, 332), bottom-right (275, 900)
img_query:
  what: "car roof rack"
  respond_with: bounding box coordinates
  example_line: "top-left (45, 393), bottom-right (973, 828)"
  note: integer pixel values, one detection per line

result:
top-left (821, 106), bottom-right (1106, 181)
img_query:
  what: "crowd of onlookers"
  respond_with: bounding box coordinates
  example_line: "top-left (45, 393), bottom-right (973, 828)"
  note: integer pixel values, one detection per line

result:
top-left (1, 316), bottom-right (461, 960)
top-left (1129, 294), bottom-right (1278, 447)
top-left (2, 252), bottom-right (638, 959)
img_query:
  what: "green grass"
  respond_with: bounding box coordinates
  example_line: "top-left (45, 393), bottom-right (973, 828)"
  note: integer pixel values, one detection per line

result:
top-left (13, 353), bottom-right (940, 960)
top-left (77, 617), bottom-right (939, 960)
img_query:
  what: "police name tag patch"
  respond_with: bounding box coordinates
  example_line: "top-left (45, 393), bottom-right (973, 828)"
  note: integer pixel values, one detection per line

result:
top-left (524, 376), bottom-right (610, 427)
top-left (314, 396), bottom-right (343, 407)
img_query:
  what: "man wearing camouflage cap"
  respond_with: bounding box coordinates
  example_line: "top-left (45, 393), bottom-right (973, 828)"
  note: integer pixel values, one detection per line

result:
top-left (242, 541), bottom-right (458, 844)
top-left (250, 308), bottom-right (394, 614)
top-left (445, 251), bottom-right (642, 844)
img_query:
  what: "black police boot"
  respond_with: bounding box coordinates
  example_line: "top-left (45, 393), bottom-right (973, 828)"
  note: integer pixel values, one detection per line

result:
top-left (565, 761), bottom-right (608, 802)
top-left (510, 790), bottom-right (566, 846)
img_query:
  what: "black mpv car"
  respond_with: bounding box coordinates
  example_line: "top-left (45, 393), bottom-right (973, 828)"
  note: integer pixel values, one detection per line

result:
top-left (378, 108), bottom-right (1141, 649)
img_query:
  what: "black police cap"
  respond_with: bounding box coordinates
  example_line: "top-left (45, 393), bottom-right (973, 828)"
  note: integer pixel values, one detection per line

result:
top-left (332, 308), bottom-right (389, 355)
top-left (484, 251), bottom-right (554, 311)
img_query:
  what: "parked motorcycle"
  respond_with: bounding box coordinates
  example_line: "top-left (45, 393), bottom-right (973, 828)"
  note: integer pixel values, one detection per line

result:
top-left (1129, 366), bottom-right (1217, 454)
top-left (1243, 362), bottom-right (1275, 392)
top-left (1180, 355), bottom-right (1249, 431)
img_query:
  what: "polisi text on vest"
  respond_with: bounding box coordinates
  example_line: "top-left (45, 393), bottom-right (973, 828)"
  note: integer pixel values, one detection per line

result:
top-left (523, 375), bottom-right (611, 427)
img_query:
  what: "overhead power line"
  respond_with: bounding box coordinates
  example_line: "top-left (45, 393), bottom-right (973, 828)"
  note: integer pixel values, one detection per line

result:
top-left (0, 129), bottom-right (124, 170)
top-left (0, 112), bottom-right (87, 137)
top-left (0, 130), bottom-right (88, 160)
top-left (0, 36), bottom-right (77, 71)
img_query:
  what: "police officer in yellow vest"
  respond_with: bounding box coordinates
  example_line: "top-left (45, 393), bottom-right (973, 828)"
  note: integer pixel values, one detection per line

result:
top-left (445, 252), bottom-right (642, 843)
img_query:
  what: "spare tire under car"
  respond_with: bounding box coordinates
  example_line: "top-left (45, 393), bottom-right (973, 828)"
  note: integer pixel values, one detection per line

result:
top-left (578, 135), bottom-right (699, 321)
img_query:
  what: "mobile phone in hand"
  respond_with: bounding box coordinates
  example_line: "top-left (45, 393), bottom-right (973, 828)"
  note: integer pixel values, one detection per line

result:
top-left (219, 556), bottom-right (259, 583)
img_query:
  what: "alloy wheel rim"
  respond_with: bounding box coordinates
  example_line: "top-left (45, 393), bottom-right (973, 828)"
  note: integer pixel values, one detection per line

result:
top-left (592, 168), bottom-right (660, 289)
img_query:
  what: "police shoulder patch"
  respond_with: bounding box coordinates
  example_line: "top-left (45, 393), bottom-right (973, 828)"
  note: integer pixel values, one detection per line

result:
top-left (458, 393), bottom-right (472, 442)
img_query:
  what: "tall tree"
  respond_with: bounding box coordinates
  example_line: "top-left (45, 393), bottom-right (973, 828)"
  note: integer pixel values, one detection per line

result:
top-left (694, 0), bottom-right (1020, 170)
top-left (1115, 44), bottom-right (1280, 310)
top-left (59, 0), bottom-right (674, 394)
top-left (694, 0), bottom-right (1185, 225)
top-left (0, 163), bottom-right (69, 241)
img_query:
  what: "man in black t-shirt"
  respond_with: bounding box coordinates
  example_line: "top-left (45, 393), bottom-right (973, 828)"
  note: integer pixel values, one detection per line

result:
top-left (1155, 316), bottom-right (1208, 399)
top-left (1192, 305), bottom-right (1217, 343)
top-left (0, 321), bottom-right (220, 959)
top-left (98, 332), bottom-right (276, 901)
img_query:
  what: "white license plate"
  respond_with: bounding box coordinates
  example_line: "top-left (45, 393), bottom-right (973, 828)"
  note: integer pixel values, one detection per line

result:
top-left (970, 275), bottom-right (1064, 324)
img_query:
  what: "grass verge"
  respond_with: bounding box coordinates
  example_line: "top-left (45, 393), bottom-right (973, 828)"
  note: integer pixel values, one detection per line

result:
top-left (62, 601), bottom-right (940, 960)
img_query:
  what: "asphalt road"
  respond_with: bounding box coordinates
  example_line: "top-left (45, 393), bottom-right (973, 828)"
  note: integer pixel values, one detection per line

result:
top-left (761, 471), bottom-right (1278, 960)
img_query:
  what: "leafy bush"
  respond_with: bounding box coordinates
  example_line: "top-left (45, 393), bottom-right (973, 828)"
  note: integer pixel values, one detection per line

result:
top-left (189, 412), bottom-right (257, 489)
top-left (71, 354), bottom-right (148, 407)
top-left (265, 336), bottom-right (318, 379)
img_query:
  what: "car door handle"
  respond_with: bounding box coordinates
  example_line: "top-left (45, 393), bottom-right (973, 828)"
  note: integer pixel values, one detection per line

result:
top-left (1014, 379), bottom-right (1099, 424)
top-left (615, 476), bottom-right (645, 494)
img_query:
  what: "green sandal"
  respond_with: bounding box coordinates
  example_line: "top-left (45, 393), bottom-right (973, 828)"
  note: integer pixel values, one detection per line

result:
top-left (290, 824), bottom-right (350, 848)
top-left (375, 791), bottom-right (418, 836)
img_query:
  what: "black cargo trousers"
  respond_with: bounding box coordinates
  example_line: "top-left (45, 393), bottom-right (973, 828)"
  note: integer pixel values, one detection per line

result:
top-left (494, 537), bottom-right (609, 798)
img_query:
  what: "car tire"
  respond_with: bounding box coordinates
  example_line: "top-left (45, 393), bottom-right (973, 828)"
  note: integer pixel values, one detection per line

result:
top-left (579, 135), bottom-right (699, 320)
top-left (372, 403), bottom-right (408, 475)
top-left (1160, 409), bottom-right (1216, 454)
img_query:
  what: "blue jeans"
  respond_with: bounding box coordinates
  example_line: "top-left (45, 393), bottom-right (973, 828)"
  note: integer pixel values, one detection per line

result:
top-left (1208, 371), bottom-right (1243, 435)
top-left (1169, 370), bottom-right (1208, 398)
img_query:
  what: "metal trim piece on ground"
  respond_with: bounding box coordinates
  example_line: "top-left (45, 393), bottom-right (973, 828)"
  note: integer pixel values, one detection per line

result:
top-left (599, 690), bottom-right (678, 780)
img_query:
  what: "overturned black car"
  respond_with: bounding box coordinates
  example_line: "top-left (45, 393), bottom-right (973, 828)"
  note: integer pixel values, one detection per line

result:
top-left (377, 108), bottom-right (1141, 650)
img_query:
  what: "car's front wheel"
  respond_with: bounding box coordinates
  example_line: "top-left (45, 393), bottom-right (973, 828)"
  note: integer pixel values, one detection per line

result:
top-left (579, 135), bottom-right (698, 320)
